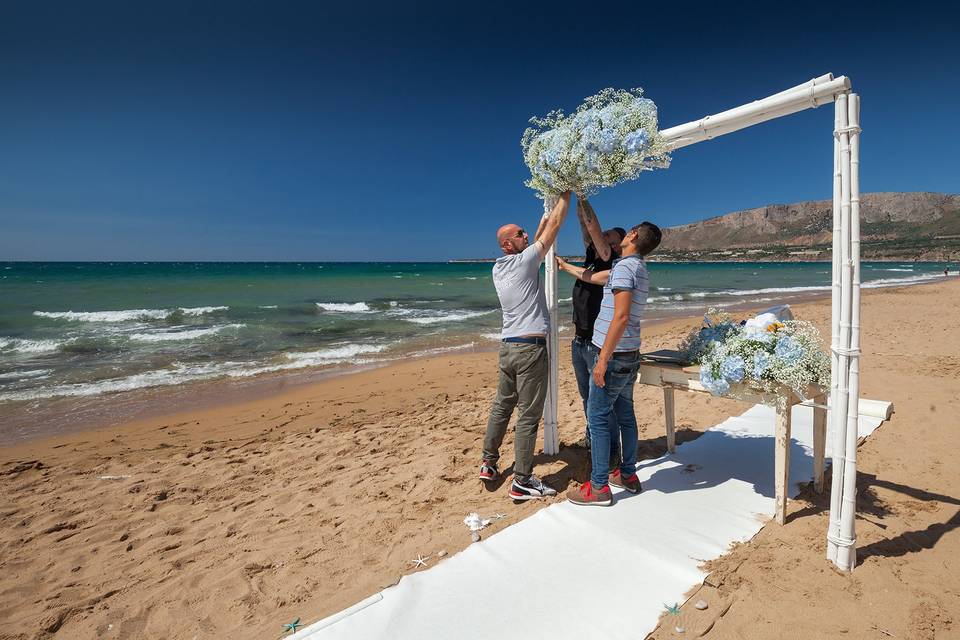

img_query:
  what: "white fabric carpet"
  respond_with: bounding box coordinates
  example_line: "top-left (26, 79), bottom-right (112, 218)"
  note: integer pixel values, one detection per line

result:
top-left (292, 404), bottom-right (883, 639)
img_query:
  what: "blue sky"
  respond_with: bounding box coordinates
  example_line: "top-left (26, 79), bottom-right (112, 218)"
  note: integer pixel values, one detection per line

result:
top-left (0, 1), bottom-right (957, 261)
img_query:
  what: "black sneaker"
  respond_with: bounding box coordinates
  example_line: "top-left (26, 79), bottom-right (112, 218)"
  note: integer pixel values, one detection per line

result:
top-left (509, 475), bottom-right (557, 501)
top-left (479, 460), bottom-right (499, 482)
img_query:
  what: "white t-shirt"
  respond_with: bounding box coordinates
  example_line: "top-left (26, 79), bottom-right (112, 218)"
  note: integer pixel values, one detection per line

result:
top-left (492, 241), bottom-right (549, 338)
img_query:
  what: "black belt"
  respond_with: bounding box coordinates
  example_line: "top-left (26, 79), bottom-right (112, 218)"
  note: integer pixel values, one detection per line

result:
top-left (502, 336), bottom-right (547, 345)
top-left (612, 349), bottom-right (640, 357)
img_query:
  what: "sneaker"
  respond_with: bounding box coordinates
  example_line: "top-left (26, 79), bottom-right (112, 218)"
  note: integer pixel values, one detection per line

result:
top-left (609, 469), bottom-right (642, 494)
top-left (479, 460), bottom-right (499, 482)
top-left (509, 475), bottom-right (557, 501)
top-left (566, 481), bottom-right (613, 506)
top-left (608, 454), bottom-right (622, 474)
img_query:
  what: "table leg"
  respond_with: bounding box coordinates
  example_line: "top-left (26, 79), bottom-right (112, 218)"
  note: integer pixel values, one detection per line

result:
top-left (663, 386), bottom-right (676, 453)
top-left (774, 400), bottom-right (792, 525)
top-left (812, 400), bottom-right (827, 493)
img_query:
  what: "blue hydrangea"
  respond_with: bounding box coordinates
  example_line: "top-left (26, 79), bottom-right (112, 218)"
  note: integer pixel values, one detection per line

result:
top-left (598, 105), bottom-right (619, 127)
top-left (774, 335), bottom-right (804, 364)
top-left (700, 366), bottom-right (730, 396)
top-left (598, 129), bottom-right (619, 154)
top-left (623, 129), bottom-right (649, 155)
top-left (752, 350), bottom-right (773, 378)
top-left (720, 355), bottom-right (745, 383)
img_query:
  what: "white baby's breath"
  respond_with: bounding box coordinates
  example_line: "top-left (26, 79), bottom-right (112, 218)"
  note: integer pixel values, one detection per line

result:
top-left (521, 88), bottom-right (671, 198)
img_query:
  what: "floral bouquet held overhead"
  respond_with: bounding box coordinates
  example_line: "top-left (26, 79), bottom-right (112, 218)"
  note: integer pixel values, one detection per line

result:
top-left (680, 308), bottom-right (831, 401)
top-left (521, 87), bottom-right (672, 198)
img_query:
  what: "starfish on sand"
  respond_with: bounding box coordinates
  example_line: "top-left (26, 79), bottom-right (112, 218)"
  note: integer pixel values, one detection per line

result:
top-left (410, 554), bottom-right (429, 568)
top-left (494, 513), bottom-right (507, 520)
top-left (282, 617), bottom-right (302, 634)
top-left (664, 603), bottom-right (681, 616)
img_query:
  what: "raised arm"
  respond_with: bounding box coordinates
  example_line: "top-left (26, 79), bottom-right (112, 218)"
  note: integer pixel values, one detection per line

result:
top-left (577, 198), bottom-right (611, 261)
top-left (533, 211), bottom-right (549, 242)
top-left (556, 256), bottom-right (609, 285)
top-left (535, 192), bottom-right (571, 256)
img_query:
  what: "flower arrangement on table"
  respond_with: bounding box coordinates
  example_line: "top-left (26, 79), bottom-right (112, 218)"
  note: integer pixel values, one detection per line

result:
top-left (679, 308), bottom-right (830, 401)
top-left (521, 87), bottom-right (672, 198)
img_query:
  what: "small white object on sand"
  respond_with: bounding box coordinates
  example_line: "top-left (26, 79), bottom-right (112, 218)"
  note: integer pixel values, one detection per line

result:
top-left (463, 512), bottom-right (491, 532)
top-left (695, 599), bottom-right (709, 610)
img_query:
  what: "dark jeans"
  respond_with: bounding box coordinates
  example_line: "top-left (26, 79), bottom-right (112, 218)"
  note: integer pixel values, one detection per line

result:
top-left (586, 350), bottom-right (640, 488)
top-left (482, 341), bottom-right (548, 481)
top-left (572, 336), bottom-right (620, 464)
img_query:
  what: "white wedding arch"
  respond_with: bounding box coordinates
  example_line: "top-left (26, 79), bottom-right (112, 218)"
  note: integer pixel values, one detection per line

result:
top-left (540, 73), bottom-right (864, 572)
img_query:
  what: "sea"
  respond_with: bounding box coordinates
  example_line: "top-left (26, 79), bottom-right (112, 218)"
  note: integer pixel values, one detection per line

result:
top-left (0, 261), bottom-right (950, 439)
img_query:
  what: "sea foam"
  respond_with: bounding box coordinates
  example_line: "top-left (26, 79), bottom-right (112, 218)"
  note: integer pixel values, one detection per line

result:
top-left (127, 324), bottom-right (244, 343)
top-left (34, 306), bottom-right (229, 322)
top-left (0, 338), bottom-right (64, 354)
top-left (315, 302), bottom-right (374, 313)
top-left (403, 309), bottom-right (496, 325)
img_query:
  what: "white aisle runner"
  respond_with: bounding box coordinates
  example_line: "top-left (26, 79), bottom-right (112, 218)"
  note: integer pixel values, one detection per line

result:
top-left (292, 404), bottom-right (883, 640)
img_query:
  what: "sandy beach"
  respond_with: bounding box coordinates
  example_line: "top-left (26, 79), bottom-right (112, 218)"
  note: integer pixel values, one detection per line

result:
top-left (2, 279), bottom-right (959, 639)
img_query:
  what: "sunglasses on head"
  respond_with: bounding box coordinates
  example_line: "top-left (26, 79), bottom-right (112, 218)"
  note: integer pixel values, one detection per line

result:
top-left (514, 228), bottom-right (527, 238)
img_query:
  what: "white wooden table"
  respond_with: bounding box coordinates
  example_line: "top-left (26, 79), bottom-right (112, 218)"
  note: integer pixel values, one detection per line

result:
top-left (637, 354), bottom-right (827, 525)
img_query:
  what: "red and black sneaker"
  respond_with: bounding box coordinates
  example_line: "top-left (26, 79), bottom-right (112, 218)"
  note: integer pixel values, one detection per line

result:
top-left (566, 481), bottom-right (613, 506)
top-left (479, 460), bottom-right (499, 482)
top-left (609, 469), bottom-right (642, 494)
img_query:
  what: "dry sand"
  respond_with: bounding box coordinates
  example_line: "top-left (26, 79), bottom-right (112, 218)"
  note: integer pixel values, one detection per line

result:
top-left (2, 280), bottom-right (959, 639)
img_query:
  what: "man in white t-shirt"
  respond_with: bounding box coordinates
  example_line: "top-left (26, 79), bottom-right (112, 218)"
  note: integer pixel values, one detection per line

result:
top-left (479, 192), bottom-right (571, 501)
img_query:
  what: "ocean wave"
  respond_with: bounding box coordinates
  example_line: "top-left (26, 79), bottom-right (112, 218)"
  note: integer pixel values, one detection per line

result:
top-left (558, 297), bottom-right (573, 303)
top-left (403, 309), bottom-right (496, 325)
top-left (706, 285), bottom-right (831, 297)
top-left (34, 306), bottom-right (229, 322)
top-left (127, 324), bottom-right (244, 343)
top-left (0, 338), bottom-right (64, 354)
top-left (259, 305), bottom-right (278, 309)
top-left (480, 332), bottom-right (501, 341)
top-left (283, 343), bottom-right (388, 365)
top-left (315, 302), bottom-right (375, 313)
top-left (180, 306), bottom-right (229, 316)
top-left (407, 343), bottom-right (477, 358)
top-left (0, 343), bottom-right (392, 402)
top-left (0, 362), bottom-right (236, 401)
top-left (862, 273), bottom-right (943, 288)
top-left (657, 273), bottom-right (942, 303)
top-left (647, 294), bottom-right (684, 303)
top-left (880, 268), bottom-right (914, 272)
top-left (0, 369), bottom-right (53, 381)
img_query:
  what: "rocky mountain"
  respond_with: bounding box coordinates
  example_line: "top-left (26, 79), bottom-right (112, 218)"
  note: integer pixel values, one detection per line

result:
top-left (657, 192), bottom-right (960, 262)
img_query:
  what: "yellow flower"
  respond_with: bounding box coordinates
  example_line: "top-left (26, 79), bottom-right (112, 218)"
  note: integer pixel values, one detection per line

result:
top-left (766, 322), bottom-right (785, 333)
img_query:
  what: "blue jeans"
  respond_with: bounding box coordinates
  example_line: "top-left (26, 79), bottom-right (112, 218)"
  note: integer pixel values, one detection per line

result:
top-left (586, 350), bottom-right (640, 489)
top-left (572, 337), bottom-right (621, 463)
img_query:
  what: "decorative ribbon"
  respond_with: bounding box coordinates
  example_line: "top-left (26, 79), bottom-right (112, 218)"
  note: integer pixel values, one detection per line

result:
top-left (833, 125), bottom-right (862, 138)
top-left (826, 530), bottom-right (856, 549)
top-left (831, 346), bottom-right (861, 357)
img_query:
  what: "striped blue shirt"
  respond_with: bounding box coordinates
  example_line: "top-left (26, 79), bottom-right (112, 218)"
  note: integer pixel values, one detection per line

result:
top-left (591, 255), bottom-right (649, 352)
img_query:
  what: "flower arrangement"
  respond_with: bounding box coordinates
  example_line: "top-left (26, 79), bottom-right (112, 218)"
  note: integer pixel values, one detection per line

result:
top-left (521, 88), bottom-right (672, 198)
top-left (679, 308), bottom-right (830, 400)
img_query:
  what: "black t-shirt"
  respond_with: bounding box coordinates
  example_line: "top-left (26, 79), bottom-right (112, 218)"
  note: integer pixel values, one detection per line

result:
top-left (571, 243), bottom-right (617, 340)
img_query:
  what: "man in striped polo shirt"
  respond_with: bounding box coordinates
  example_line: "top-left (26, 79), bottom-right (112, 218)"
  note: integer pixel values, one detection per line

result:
top-left (568, 221), bottom-right (662, 506)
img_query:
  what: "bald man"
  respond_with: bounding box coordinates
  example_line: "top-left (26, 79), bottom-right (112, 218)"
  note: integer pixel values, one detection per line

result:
top-left (479, 192), bottom-right (571, 501)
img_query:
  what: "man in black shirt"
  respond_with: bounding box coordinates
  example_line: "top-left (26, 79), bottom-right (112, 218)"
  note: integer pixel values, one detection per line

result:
top-left (561, 197), bottom-right (625, 456)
